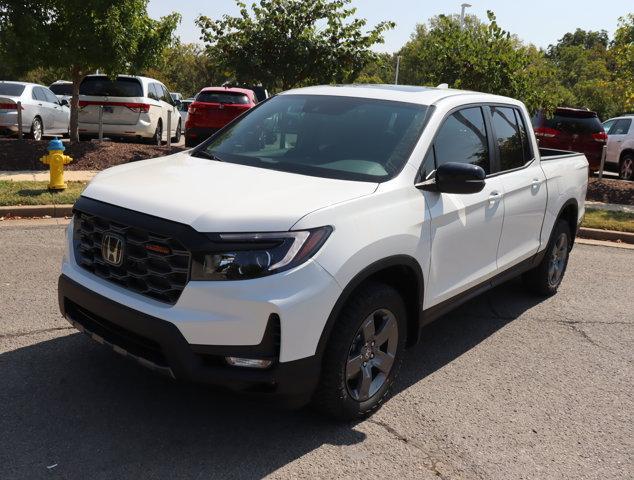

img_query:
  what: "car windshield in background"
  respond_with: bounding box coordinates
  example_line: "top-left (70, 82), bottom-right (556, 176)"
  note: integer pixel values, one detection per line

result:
top-left (194, 94), bottom-right (429, 182)
top-left (79, 77), bottom-right (143, 97)
top-left (196, 91), bottom-right (250, 104)
top-left (0, 83), bottom-right (26, 96)
top-left (49, 83), bottom-right (72, 95)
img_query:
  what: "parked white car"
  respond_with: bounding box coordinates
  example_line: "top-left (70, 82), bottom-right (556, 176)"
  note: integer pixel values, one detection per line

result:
top-left (0, 81), bottom-right (70, 140)
top-left (77, 75), bottom-right (181, 144)
top-left (603, 115), bottom-right (633, 180)
top-left (59, 85), bottom-right (588, 420)
top-left (49, 80), bottom-right (73, 104)
top-left (178, 98), bottom-right (194, 130)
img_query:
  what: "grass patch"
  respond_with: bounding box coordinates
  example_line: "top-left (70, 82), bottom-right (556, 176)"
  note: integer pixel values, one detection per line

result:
top-left (582, 209), bottom-right (634, 233)
top-left (0, 181), bottom-right (86, 206)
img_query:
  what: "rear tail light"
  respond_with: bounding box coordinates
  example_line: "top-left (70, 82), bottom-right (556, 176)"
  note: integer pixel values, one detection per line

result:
top-left (592, 132), bottom-right (608, 143)
top-left (0, 102), bottom-right (23, 110)
top-left (534, 127), bottom-right (562, 138)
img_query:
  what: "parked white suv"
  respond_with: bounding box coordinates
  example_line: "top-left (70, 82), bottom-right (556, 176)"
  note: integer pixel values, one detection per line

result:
top-left (59, 85), bottom-right (588, 419)
top-left (603, 115), bottom-right (634, 180)
top-left (78, 75), bottom-right (181, 144)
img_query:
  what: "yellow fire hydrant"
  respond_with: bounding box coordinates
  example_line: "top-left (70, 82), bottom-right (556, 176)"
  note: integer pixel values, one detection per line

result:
top-left (40, 137), bottom-right (72, 190)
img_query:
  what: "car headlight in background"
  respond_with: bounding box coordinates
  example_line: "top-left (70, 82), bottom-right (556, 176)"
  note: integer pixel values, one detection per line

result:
top-left (191, 226), bottom-right (332, 281)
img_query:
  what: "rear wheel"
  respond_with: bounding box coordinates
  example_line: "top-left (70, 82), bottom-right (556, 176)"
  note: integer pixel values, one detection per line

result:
top-left (29, 117), bottom-right (43, 141)
top-left (152, 120), bottom-right (163, 146)
top-left (523, 219), bottom-right (571, 296)
top-left (619, 154), bottom-right (633, 181)
top-left (171, 120), bottom-right (181, 143)
top-left (312, 282), bottom-right (406, 420)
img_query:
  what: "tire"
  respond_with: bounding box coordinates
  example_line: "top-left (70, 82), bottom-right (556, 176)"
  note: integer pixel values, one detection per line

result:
top-left (151, 120), bottom-right (163, 146)
top-left (185, 137), bottom-right (197, 148)
top-left (312, 282), bottom-right (407, 420)
top-left (619, 154), bottom-right (633, 181)
top-left (171, 120), bottom-right (181, 143)
top-left (523, 219), bottom-right (571, 296)
top-left (29, 117), bottom-right (43, 141)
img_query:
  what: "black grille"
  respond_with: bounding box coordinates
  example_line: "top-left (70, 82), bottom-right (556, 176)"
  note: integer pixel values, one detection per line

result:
top-left (74, 211), bottom-right (191, 304)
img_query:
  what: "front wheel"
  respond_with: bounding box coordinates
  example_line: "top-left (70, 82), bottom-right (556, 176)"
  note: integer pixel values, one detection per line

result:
top-left (619, 154), bottom-right (633, 181)
top-left (523, 219), bottom-right (571, 296)
top-left (312, 282), bottom-right (406, 420)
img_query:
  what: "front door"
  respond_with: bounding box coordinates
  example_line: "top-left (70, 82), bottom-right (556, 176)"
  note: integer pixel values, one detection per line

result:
top-left (422, 106), bottom-right (505, 307)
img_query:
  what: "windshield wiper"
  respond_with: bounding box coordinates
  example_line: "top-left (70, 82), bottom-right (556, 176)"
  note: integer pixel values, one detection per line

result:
top-left (190, 150), bottom-right (224, 162)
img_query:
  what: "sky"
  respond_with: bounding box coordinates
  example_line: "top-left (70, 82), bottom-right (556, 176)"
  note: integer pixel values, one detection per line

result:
top-left (148, 0), bottom-right (632, 53)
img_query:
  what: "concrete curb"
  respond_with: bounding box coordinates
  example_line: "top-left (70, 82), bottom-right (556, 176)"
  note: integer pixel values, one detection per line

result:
top-left (0, 204), bottom-right (73, 218)
top-left (578, 227), bottom-right (634, 245)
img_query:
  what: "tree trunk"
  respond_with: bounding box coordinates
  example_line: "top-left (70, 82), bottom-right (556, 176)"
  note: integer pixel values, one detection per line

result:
top-left (69, 66), bottom-right (82, 143)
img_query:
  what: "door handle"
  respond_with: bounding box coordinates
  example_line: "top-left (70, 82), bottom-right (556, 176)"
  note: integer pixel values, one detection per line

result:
top-left (531, 178), bottom-right (541, 189)
top-left (488, 191), bottom-right (502, 206)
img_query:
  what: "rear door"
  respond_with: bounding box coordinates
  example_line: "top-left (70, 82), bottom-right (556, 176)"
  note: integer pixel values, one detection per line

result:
top-left (42, 87), bottom-right (67, 133)
top-left (78, 76), bottom-right (146, 126)
top-left (32, 86), bottom-right (55, 131)
top-left (489, 105), bottom-right (547, 269)
top-left (606, 118), bottom-right (632, 166)
top-left (423, 106), bottom-right (506, 306)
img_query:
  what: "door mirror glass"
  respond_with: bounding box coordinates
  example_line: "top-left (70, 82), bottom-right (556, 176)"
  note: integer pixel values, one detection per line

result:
top-left (418, 162), bottom-right (486, 194)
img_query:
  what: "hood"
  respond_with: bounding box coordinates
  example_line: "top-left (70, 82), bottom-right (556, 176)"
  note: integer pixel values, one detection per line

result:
top-left (81, 151), bottom-right (378, 232)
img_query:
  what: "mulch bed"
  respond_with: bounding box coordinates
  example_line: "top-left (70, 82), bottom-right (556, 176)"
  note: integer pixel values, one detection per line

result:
top-left (587, 177), bottom-right (634, 205)
top-left (0, 138), bottom-right (185, 171)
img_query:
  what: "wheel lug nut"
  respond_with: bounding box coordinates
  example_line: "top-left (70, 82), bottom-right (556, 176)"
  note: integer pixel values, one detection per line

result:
top-left (363, 362), bottom-right (367, 366)
top-left (371, 341), bottom-right (375, 346)
top-left (370, 354), bottom-right (374, 358)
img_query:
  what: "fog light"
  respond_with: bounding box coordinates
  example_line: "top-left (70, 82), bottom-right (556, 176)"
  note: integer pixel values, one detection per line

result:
top-left (225, 357), bottom-right (273, 369)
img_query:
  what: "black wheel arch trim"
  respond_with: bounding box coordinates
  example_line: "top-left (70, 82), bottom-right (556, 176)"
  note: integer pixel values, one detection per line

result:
top-left (316, 255), bottom-right (425, 356)
top-left (554, 198), bottom-right (579, 247)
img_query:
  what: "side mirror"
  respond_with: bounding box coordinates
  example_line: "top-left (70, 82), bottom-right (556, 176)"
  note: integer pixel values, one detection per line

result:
top-left (60, 99), bottom-right (69, 107)
top-left (417, 162), bottom-right (486, 194)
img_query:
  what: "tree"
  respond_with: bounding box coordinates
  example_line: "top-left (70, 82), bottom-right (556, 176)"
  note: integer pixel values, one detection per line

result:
top-left (196, 0), bottom-right (394, 92)
top-left (397, 12), bottom-right (565, 114)
top-left (0, 0), bottom-right (179, 141)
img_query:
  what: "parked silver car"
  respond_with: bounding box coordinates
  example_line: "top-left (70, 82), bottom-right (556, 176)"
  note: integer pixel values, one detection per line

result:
top-left (0, 81), bottom-right (70, 140)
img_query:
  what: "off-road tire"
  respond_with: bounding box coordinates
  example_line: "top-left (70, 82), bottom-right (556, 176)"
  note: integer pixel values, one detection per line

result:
top-left (312, 282), bottom-right (407, 420)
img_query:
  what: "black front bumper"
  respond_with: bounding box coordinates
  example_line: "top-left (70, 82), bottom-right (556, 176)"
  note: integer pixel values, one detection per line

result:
top-left (58, 275), bottom-right (320, 399)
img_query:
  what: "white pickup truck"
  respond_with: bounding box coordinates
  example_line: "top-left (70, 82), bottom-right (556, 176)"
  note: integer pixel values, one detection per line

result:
top-left (58, 85), bottom-right (588, 420)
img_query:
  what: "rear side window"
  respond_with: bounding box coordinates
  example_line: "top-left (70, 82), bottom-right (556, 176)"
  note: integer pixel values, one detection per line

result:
top-left (32, 87), bottom-right (47, 102)
top-left (79, 77), bottom-right (143, 97)
top-left (609, 119), bottom-right (632, 135)
top-left (196, 91), bottom-right (250, 105)
top-left (490, 106), bottom-right (525, 171)
top-left (42, 88), bottom-right (59, 104)
top-left (433, 107), bottom-right (490, 174)
top-left (148, 83), bottom-right (161, 101)
top-left (0, 83), bottom-right (26, 96)
top-left (49, 83), bottom-right (72, 96)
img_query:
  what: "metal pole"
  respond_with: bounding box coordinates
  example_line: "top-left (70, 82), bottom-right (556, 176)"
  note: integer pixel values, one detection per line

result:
top-left (394, 56), bottom-right (401, 85)
top-left (598, 144), bottom-right (607, 181)
top-left (460, 3), bottom-right (472, 28)
top-left (167, 110), bottom-right (172, 148)
top-left (17, 101), bottom-right (23, 140)
top-left (98, 105), bottom-right (103, 141)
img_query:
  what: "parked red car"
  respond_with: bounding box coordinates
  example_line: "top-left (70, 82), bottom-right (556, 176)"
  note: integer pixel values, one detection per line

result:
top-left (532, 108), bottom-right (607, 171)
top-left (185, 87), bottom-right (257, 147)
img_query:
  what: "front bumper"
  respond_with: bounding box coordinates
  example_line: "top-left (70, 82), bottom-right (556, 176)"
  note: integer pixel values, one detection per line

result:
top-left (59, 274), bottom-right (321, 398)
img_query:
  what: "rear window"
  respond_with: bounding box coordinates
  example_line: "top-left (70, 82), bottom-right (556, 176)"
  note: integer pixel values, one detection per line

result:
top-left (49, 83), bottom-right (72, 95)
top-left (534, 110), bottom-right (603, 135)
top-left (0, 83), bottom-right (25, 96)
top-left (196, 91), bottom-right (250, 104)
top-left (80, 76), bottom-right (143, 97)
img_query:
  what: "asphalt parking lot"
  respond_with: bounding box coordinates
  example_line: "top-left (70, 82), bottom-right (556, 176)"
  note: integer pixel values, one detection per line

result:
top-left (0, 223), bottom-right (632, 480)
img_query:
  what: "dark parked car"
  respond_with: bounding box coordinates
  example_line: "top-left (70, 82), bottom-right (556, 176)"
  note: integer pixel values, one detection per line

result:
top-left (532, 108), bottom-right (607, 171)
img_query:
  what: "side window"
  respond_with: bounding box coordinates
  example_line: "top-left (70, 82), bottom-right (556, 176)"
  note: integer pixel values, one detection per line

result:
top-left (33, 87), bottom-right (46, 102)
top-left (147, 83), bottom-right (159, 101)
top-left (43, 88), bottom-right (59, 104)
top-left (514, 108), bottom-right (533, 163)
top-left (490, 106), bottom-right (524, 171)
top-left (611, 119), bottom-right (632, 135)
top-left (160, 85), bottom-right (173, 105)
top-left (434, 107), bottom-right (490, 174)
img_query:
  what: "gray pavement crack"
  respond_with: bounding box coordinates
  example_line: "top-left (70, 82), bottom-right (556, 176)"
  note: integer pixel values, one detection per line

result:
top-left (367, 418), bottom-right (458, 479)
top-left (0, 326), bottom-right (74, 340)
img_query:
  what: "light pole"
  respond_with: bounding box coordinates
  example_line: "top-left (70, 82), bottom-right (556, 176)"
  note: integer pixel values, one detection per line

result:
top-left (460, 3), bottom-right (472, 28)
top-left (394, 56), bottom-right (401, 85)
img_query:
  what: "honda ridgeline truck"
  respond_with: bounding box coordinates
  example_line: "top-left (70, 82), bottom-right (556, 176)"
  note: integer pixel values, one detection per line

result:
top-left (59, 85), bottom-right (588, 420)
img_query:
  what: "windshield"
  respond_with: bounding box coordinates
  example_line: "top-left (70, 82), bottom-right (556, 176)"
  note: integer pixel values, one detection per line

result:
top-left (194, 95), bottom-right (428, 182)
top-left (196, 91), bottom-right (250, 104)
top-left (49, 83), bottom-right (72, 95)
top-left (0, 83), bottom-right (26, 96)
top-left (80, 76), bottom-right (143, 97)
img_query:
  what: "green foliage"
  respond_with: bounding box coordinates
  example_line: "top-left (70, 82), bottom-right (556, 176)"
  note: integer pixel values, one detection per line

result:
top-left (196, 0), bottom-right (394, 91)
top-left (354, 52), bottom-right (397, 84)
top-left (397, 12), bottom-right (565, 114)
top-left (0, 0), bottom-right (179, 140)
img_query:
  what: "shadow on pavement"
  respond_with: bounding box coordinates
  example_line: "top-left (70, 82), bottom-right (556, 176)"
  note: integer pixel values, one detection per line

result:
top-left (0, 278), bottom-right (542, 479)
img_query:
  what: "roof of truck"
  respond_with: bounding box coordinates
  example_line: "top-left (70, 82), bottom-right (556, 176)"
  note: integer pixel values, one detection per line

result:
top-left (282, 84), bottom-right (519, 106)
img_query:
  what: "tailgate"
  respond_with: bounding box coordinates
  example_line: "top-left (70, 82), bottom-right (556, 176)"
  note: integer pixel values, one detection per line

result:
top-left (190, 102), bottom-right (250, 128)
top-left (78, 96), bottom-right (149, 125)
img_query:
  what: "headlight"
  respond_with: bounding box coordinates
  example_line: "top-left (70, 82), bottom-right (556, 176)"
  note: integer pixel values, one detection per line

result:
top-left (191, 226), bottom-right (332, 281)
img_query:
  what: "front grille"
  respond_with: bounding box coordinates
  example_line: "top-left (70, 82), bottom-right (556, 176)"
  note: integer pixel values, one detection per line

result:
top-left (74, 211), bottom-right (191, 304)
